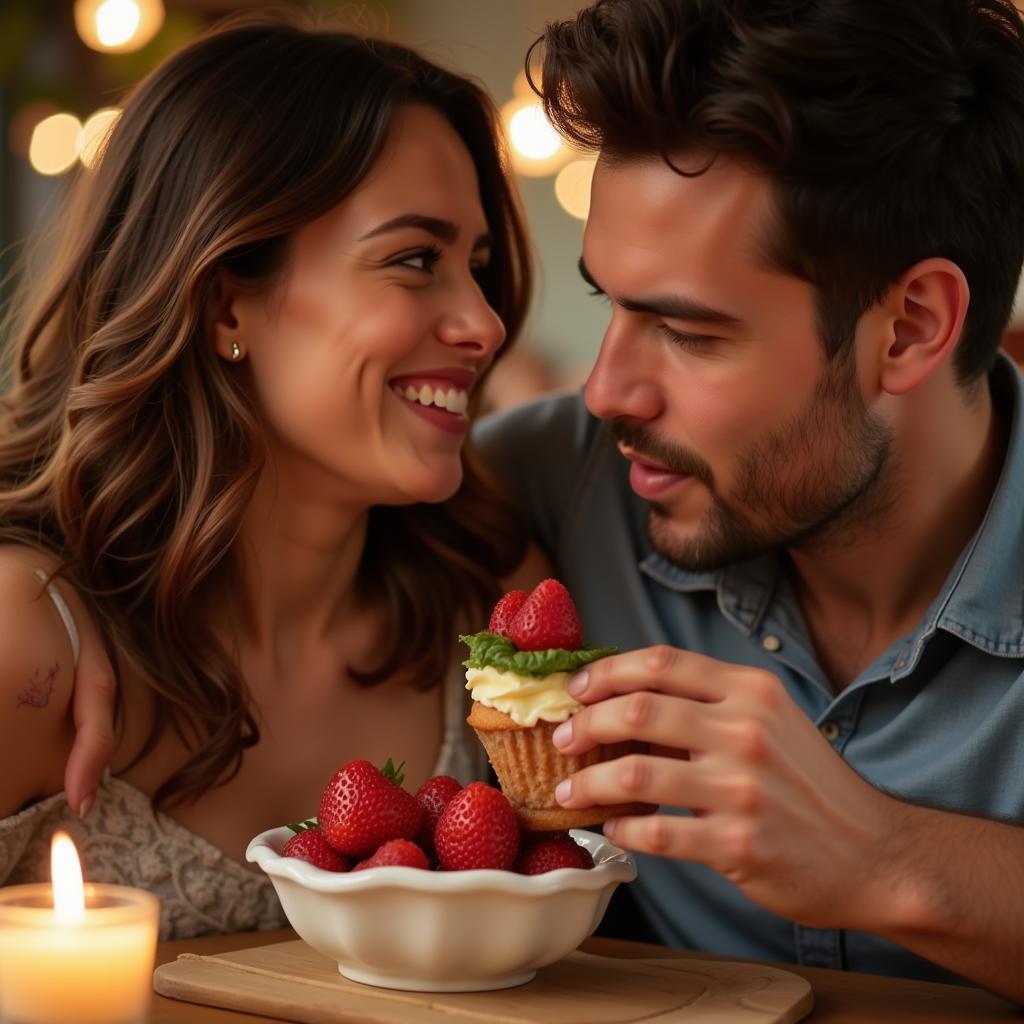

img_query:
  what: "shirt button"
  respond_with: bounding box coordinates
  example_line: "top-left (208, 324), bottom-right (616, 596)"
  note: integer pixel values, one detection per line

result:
top-left (820, 721), bottom-right (841, 742)
top-left (761, 634), bottom-right (782, 652)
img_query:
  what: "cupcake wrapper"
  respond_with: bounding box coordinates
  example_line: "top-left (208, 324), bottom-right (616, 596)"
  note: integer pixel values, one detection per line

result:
top-left (473, 719), bottom-right (644, 811)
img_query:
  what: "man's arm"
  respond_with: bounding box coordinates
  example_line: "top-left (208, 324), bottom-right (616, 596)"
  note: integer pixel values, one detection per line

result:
top-left (551, 645), bottom-right (1024, 1004)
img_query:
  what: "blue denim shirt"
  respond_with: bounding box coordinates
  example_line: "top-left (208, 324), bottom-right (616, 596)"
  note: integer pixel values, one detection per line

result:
top-left (474, 354), bottom-right (1024, 984)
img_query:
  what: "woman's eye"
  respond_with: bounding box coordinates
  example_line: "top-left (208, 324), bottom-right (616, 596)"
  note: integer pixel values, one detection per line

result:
top-left (391, 246), bottom-right (443, 273)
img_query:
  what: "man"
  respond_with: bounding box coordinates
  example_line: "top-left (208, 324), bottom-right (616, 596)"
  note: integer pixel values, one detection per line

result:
top-left (474, 0), bottom-right (1024, 1001)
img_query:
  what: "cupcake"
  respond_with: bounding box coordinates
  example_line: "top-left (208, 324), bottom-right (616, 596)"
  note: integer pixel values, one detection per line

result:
top-left (460, 579), bottom-right (655, 830)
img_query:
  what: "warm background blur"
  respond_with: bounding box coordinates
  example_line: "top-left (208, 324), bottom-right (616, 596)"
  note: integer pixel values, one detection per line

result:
top-left (1, 0), bottom-right (1022, 401)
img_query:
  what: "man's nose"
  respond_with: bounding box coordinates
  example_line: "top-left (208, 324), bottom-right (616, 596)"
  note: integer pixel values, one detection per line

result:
top-left (584, 314), bottom-right (663, 423)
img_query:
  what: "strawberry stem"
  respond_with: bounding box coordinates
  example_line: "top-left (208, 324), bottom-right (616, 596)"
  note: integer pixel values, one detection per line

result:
top-left (380, 757), bottom-right (406, 788)
top-left (286, 818), bottom-right (319, 834)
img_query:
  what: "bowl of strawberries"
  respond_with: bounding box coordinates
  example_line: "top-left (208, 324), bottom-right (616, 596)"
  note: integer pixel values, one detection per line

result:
top-left (245, 758), bottom-right (637, 992)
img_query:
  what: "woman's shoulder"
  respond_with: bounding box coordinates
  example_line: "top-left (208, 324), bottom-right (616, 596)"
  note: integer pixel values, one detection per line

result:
top-left (0, 545), bottom-right (78, 816)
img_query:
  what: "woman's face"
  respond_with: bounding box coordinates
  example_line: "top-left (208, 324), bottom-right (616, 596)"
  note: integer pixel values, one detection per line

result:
top-left (224, 104), bottom-right (507, 507)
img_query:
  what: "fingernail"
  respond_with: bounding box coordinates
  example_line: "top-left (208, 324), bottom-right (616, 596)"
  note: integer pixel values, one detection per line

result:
top-left (554, 778), bottom-right (572, 804)
top-left (552, 719), bottom-right (573, 748)
top-left (568, 671), bottom-right (589, 697)
top-left (79, 793), bottom-right (95, 821)
top-left (603, 818), bottom-right (617, 839)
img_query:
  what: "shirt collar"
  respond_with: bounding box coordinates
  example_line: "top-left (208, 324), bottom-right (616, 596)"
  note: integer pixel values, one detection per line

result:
top-left (896, 353), bottom-right (1024, 675)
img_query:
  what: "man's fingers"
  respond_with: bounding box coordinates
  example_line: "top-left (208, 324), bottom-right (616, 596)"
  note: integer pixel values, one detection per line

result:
top-left (571, 645), bottom-right (740, 705)
top-left (555, 752), bottom-right (715, 812)
top-left (603, 810), bottom-right (714, 862)
top-left (64, 659), bottom-right (117, 815)
top-left (552, 690), bottom-right (722, 755)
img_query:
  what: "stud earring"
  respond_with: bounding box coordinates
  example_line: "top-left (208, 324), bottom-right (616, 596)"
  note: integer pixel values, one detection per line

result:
top-left (230, 341), bottom-right (242, 361)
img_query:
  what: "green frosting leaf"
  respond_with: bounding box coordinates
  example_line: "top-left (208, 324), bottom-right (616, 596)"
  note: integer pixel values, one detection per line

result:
top-left (459, 631), bottom-right (617, 677)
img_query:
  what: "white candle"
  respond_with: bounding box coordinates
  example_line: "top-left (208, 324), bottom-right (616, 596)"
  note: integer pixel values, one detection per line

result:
top-left (0, 832), bottom-right (159, 1024)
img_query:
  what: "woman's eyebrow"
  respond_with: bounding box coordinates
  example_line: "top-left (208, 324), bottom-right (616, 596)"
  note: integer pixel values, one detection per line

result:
top-left (358, 213), bottom-right (492, 252)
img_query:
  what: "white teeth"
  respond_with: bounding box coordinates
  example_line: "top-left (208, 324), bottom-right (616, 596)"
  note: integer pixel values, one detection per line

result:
top-left (393, 383), bottom-right (468, 414)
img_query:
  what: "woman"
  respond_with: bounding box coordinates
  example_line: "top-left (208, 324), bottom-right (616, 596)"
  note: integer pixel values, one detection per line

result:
top-left (0, 13), bottom-right (535, 938)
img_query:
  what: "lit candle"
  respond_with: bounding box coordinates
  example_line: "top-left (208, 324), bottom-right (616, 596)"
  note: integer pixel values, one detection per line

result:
top-left (0, 832), bottom-right (159, 1024)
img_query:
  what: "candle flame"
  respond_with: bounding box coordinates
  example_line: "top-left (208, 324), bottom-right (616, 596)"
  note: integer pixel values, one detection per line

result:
top-left (51, 831), bottom-right (86, 924)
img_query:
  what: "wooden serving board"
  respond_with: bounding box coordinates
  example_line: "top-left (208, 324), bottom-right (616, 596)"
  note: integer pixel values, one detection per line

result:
top-left (153, 939), bottom-right (813, 1023)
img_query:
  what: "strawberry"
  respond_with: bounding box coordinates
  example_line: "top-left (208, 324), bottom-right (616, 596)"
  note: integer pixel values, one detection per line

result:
top-left (520, 828), bottom-right (572, 848)
top-left (352, 838), bottom-right (430, 871)
top-left (434, 782), bottom-right (520, 871)
top-left (414, 775), bottom-right (463, 855)
top-left (516, 832), bottom-right (594, 874)
top-left (317, 758), bottom-right (424, 858)
top-left (282, 824), bottom-right (349, 872)
top-left (508, 579), bottom-right (583, 652)
top-left (488, 589), bottom-right (528, 637)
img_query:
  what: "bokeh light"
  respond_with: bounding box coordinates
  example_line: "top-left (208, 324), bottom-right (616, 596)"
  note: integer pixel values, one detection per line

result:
top-left (554, 157), bottom-right (598, 221)
top-left (29, 113), bottom-right (83, 176)
top-left (79, 108), bottom-right (122, 169)
top-left (74, 0), bottom-right (165, 54)
top-left (501, 96), bottom-right (568, 178)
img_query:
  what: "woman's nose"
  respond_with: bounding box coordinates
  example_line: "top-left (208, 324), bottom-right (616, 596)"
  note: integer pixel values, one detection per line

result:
top-left (436, 278), bottom-right (507, 356)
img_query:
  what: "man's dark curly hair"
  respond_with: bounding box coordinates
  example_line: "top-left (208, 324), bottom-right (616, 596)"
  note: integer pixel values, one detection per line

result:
top-left (538, 0), bottom-right (1024, 385)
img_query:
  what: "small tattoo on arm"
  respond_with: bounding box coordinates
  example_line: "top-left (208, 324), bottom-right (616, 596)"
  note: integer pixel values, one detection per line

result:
top-left (16, 662), bottom-right (60, 709)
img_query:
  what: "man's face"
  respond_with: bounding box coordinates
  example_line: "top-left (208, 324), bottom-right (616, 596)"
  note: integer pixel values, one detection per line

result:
top-left (582, 155), bottom-right (893, 571)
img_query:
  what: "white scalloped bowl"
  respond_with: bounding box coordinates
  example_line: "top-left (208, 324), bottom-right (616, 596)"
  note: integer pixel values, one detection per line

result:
top-left (245, 825), bottom-right (636, 992)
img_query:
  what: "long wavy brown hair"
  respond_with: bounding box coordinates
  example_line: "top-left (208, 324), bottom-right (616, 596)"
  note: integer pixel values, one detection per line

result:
top-left (0, 13), bottom-right (531, 809)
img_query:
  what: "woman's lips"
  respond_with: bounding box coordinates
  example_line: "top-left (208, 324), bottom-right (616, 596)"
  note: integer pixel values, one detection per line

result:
top-left (390, 384), bottom-right (469, 435)
top-left (627, 458), bottom-right (693, 500)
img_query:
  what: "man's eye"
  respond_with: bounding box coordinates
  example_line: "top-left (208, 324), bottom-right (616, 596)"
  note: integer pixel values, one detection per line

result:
top-left (390, 246), bottom-right (442, 273)
top-left (658, 324), bottom-right (709, 348)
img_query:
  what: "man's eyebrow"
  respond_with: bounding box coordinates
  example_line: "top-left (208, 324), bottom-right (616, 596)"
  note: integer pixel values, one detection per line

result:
top-left (358, 213), bottom-right (492, 252)
top-left (578, 256), bottom-right (744, 328)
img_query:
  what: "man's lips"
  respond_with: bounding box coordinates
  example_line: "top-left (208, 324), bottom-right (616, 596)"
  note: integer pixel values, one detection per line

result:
top-left (620, 447), bottom-right (694, 501)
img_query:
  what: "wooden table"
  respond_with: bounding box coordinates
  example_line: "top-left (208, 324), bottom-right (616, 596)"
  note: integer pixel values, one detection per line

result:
top-left (151, 928), bottom-right (1021, 1023)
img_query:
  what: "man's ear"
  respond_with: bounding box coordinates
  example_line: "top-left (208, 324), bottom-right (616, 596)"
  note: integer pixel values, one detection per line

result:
top-left (878, 257), bottom-right (968, 396)
top-left (207, 269), bottom-right (246, 363)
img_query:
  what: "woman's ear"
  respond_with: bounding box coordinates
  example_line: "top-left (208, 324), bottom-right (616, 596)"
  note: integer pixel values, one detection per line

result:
top-left (878, 257), bottom-right (968, 396)
top-left (207, 269), bottom-right (246, 363)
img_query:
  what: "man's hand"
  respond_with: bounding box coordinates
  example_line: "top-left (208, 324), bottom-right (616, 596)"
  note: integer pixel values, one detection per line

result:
top-left (551, 645), bottom-right (903, 932)
top-left (63, 632), bottom-right (117, 819)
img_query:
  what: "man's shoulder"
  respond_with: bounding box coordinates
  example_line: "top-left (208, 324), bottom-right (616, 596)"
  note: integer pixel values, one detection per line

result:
top-left (474, 390), bottom-right (602, 459)
top-left (472, 391), bottom-right (628, 551)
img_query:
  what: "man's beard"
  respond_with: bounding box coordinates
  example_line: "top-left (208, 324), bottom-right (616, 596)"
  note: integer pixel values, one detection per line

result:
top-left (609, 354), bottom-right (896, 573)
